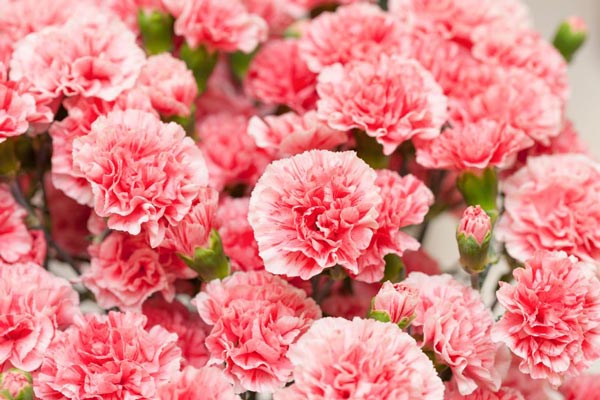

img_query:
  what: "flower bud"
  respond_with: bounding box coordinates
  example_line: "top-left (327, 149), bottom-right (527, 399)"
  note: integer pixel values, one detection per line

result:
top-left (369, 281), bottom-right (418, 329)
top-left (456, 168), bottom-right (498, 222)
top-left (553, 16), bottom-right (587, 63)
top-left (138, 10), bottom-right (174, 55)
top-left (179, 229), bottom-right (230, 282)
top-left (0, 369), bottom-right (33, 400)
top-left (456, 205), bottom-right (492, 274)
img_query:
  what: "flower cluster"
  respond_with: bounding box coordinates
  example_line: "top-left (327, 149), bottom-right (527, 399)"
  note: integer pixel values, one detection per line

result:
top-left (0, 0), bottom-right (597, 398)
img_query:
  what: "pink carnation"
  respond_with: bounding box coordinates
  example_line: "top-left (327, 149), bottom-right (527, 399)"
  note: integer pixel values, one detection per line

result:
top-left (274, 317), bottom-right (444, 399)
top-left (372, 281), bottom-right (418, 325)
top-left (137, 53), bottom-right (198, 117)
top-left (0, 80), bottom-right (36, 141)
top-left (50, 89), bottom-right (155, 206)
top-left (248, 150), bottom-right (381, 280)
top-left (245, 39), bottom-right (317, 113)
top-left (466, 69), bottom-right (563, 145)
top-left (158, 366), bottom-right (239, 400)
top-left (10, 13), bottom-right (145, 102)
top-left (82, 232), bottom-right (180, 311)
top-left (215, 197), bottom-right (264, 272)
top-left (316, 55), bottom-right (448, 155)
top-left (492, 251), bottom-right (600, 386)
top-left (355, 171), bottom-right (433, 282)
top-left (159, 187), bottom-right (218, 259)
top-left (321, 281), bottom-right (380, 320)
top-left (404, 272), bottom-right (504, 395)
top-left (197, 113), bottom-right (272, 191)
top-left (174, 0), bottom-right (267, 53)
top-left (192, 271), bottom-right (321, 393)
top-left (503, 356), bottom-right (558, 400)
top-left (458, 205), bottom-right (492, 245)
top-left (0, 262), bottom-right (80, 371)
top-left (415, 120), bottom-right (534, 171)
top-left (35, 311), bottom-right (181, 399)
top-left (248, 111), bottom-right (347, 157)
top-left (445, 383), bottom-right (524, 400)
top-left (72, 110), bottom-right (209, 247)
top-left (519, 119), bottom-right (589, 161)
top-left (143, 297), bottom-right (210, 368)
top-left (496, 154), bottom-right (600, 263)
top-left (298, 3), bottom-right (410, 73)
top-left (560, 374), bottom-right (600, 400)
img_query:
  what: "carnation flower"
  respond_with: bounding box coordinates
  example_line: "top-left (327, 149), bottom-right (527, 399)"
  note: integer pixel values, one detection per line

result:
top-left (215, 197), bottom-right (264, 271)
top-left (466, 69), bottom-right (563, 146)
top-left (35, 311), bottom-right (182, 399)
top-left (518, 119), bottom-right (589, 162)
top-left (143, 296), bottom-right (210, 368)
top-left (560, 374), bottom-right (600, 400)
top-left (0, 262), bottom-right (80, 371)
top-left (371, 281), bottom-right (418, 326)
top-left (458, 205), bottom-right (492, 245)
top-left (72, 109), bottom-right (209, 247)
top-left (193, 270), bottom-right (321, 393)
top-left (158, 366), bottom-right (240, 400)
top-left (415, 120), bottom-right (534, 170)
top-left (503, 356), bottom-right (559, 400)
top-left (496, 154), bottom-right (600, 263)
top-left (245, 39), bottom-right (317, 113)
top-left (444, 383), bottom-right (524, 400)
top-left (50, 89), bottom-right (155, 206)
top-left (248, 111), bottom-right (347, 158)
top-left (298, 3), bottom-right (410, 73)
top-left (137, 53), bottom-right (198, 117)
top-left (404, 272), bottom-right (504, 395)
top-left (355, 171), bottom-right (433, 282)
top-left (197, 113), bottom-right (272, 191)
top-left (0, 80), bottom-right (36, 141)
top-left (248, 150), bottom-right (381, 280)
top-left (316, 55), bottom-right (448, 155)
top-left (274, 317), bottom-right (444, 399)
top-left (174, 0), bottom-right (267, 53)
top-left (10, 13), bottom-right (145, 102)
top-left (82, 232), bottom-right (179, 311)
top-left (492, 251), bottom-right (600, 386)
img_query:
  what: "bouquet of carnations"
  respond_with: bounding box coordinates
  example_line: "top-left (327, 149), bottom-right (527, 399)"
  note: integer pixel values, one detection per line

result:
top-left (0, 0), bottom-right (596, 399)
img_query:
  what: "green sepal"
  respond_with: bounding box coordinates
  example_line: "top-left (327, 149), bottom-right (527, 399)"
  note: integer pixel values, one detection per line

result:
top-left (397, 315), bottom-right (415, 330)
top-left (179, 229), bottom-right (230, 282)
top-left (353, 130), bottom-right (389, 169)
top-left (138, 10), bottom-right (174, 55)
top-left (382, 253), bottom-right (405, 283)
top-left (180, 43), bottom-right (219, 94)
top-left (229, 50), bottom-right (258, 81)
top-left (456, 168), bottom-right (498, 222)
top-left (553, 19), bottom-right (587, 63)
top-left (456, 231), bottom-right (491, 274)
top-left (367, 309), bottom-right (392, 323)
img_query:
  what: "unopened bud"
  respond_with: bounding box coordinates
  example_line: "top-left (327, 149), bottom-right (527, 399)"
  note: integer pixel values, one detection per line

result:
top-left (369, 281), bottom-right (418, 329)
top-left (553, 16), bottom-right (587, 63)
top-left (0, 369), bottom-right (33, 400)
top-left (456, 205), bottom-right (492, 274)
top-left (179, 229), bottom-right (230, 282)
top-left (138, 10), bottom-right (174, 55)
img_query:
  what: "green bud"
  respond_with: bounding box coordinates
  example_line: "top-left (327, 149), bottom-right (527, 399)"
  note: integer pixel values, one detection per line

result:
top-left (553, 17), bottom-right (587, 63)
top-left (367, 309), bottom-right (392, 323)
top-left (456, 168), bottom-right (498, 222)
top-left (180, 43), bottom-right (219, 94)
top-left (179, 229), bottom-right (230, 282)
top-left (0, 369), bottom-right (33, 400)
top-left (138, 10), bottom-right (174, 55)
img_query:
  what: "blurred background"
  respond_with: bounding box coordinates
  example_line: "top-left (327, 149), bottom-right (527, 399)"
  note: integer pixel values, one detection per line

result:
top-left (525, 0), bottom-right (599, 157)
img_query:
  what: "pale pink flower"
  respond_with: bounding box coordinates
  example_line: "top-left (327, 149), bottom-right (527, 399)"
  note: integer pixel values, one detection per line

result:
top-left (248, 150), bottom-right (381, 279)
top-left (503, 356), bottom-right (558, 400)
top-left (0, 80), bottom-right (36, 141)
top-left (444, 382), bottom-right (524, 400)
top-left (159, 366), bottom-right (239, 400)
top-left (72, 110), bottom-right (209, 247)
top-left (0, 262), bottom-right (80, 371)
top-left (496, 154), bottom-right (600, 264)
top-left (50, 89), bottom-right (154, 206)
top-left (458, 205), bottom-right (492, 245)
top-left (415, 120), bottom-right (534, 171)
top-left (197, 113), bottom-right (272, 191)
top-left (520, 119), bottom-right (589, 161)
top-left (248, 111), bottom-right (347, 157)
top-left (372, 281), bottom-right (418, 325)
top-left (403, 248), bottom-right (442, 276)
top-left (298, 3), bottom-right (410, 73)
top-left (160, 187), bottom-right (218, 259)
top-left (137, 53), bottom-right (198, 117)
top-left (275, 317), bottom-right (444, 400)
top-left (473, 29), bottom-right (569, 102)
top-left (174, 0), bottom-right (267, 53)
top-left (355, 171), bottom-right (433, 282)
top-left (466, 69), bottom-right (563, 146)
top-left (560, 374), bottom-right (600, 400)
top-left (83, 232), bottom-right (180, 311)
top-left (143, 296), bottom-right (210, 368)
top-left (35, 311), bottom-right (182, 399)
top-left (404, 272), bottom-right (504, 395)
top-left (492, 251), bottom-right (600, 386)
top-left (215, 197), bottom-right (264, 272)
top-left (245, 39), bottom-right (317, 113)
top-left (10, 13), bottom-right (145, 102)
top-left (317, 55), bottom-right (448, 155)
top-left (321, 281), bottom-right (380, 319)
top-left (193, 270), bottom-right (321, 393)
